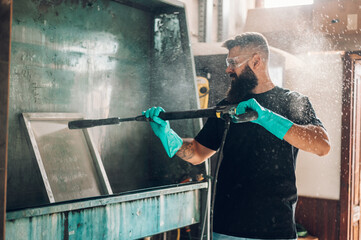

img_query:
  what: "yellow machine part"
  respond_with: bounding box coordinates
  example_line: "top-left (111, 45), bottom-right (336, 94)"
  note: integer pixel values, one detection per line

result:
top-left (197, 76), bottom-right (209, 109)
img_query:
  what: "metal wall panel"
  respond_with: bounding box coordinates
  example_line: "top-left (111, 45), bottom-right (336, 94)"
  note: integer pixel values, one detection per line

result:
top-left (150, 10), bottom-right (204, 187)
top-left (8, 0), bottom-right (153, 210)
top-left (7, 0), bottom-right (203, 211)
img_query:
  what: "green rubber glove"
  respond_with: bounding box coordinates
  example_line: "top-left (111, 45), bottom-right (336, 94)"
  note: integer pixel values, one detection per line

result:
top-left (235, 98), bottom-right (294, 140)
top-left (143, 107), bottom-right (183, 158)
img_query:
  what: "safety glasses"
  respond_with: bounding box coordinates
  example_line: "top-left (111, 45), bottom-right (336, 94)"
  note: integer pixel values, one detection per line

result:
top-left (226, 56), bottom-right (250, 70)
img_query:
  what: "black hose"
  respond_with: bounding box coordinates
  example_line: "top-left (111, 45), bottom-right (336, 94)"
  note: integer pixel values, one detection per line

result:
top-left (200, 115), bottom-right (231, 240)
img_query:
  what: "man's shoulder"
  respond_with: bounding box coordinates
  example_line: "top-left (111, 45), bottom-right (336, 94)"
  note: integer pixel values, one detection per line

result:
top-left (275, 87), bottom-right (309, 102)
top-left (277, 87), bottom-right (321, 125)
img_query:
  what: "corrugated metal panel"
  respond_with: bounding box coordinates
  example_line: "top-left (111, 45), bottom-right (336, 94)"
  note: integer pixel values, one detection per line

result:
top-left (6, 183), bottom-right (207, 240)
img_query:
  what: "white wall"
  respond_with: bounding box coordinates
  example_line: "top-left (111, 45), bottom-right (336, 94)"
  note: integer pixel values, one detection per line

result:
top-left (284, 52), bottom-right (343, 200)
top-left (179, 0), bottom-right (255, 43)
top-left (180, 0), bottom-right (199, 43)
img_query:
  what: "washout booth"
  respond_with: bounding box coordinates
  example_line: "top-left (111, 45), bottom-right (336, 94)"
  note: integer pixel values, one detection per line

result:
top-left (2, 0), bottom-right (209, 239)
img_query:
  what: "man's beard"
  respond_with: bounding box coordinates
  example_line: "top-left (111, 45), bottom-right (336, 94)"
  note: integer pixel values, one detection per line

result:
top-left (225, 64), bottom-right (258, 104)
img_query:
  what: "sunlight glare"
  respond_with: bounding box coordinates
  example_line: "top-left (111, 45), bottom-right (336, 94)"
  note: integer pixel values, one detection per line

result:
top-left (264, 0), bottom-right (313, 8)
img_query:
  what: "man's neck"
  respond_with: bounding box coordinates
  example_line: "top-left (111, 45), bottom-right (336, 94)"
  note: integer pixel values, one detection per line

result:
top-left (252, 81), bottom-right (275, 94)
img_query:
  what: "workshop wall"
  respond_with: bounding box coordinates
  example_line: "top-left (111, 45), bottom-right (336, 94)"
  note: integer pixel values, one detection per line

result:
top-left (285, 53), bottom-right (343, 200)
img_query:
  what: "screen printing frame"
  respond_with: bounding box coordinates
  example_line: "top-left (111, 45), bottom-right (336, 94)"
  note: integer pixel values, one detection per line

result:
top-left (21, 113), bottom-right (113, 203)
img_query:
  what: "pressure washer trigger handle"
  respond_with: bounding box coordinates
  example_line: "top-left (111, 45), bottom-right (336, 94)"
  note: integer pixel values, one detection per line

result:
top-left (231, 108), bottom-right (258, 123)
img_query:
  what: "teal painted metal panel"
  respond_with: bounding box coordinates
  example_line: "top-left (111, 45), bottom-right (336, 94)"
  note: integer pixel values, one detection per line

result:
top-left (6, 183), bottom-right (207, 240)
top-left (6, 213), bottom-right (66, 240)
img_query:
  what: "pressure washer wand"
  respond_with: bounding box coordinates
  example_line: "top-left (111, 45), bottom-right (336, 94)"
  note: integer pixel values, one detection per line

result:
top-left (68, 105), bottom-right (258, 129)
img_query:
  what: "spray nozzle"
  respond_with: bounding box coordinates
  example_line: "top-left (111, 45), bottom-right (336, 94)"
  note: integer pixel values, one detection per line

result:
top-left (225, 106), bottom-right (258, 123)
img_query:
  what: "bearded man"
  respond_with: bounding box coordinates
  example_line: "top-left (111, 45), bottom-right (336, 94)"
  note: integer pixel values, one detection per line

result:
top-left (143, 32), bottom-right (330, 240)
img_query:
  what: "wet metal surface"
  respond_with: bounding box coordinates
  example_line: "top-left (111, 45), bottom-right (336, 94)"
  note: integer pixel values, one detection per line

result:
top-left (8, 0), bottom-right (203, 210)
top-left (8, 0), bottom-right (151, 209)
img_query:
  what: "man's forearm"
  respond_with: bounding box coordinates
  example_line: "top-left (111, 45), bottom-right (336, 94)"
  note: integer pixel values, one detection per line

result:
top-left (176, 139), bottom-right (195, 161)
top-left (176, 138), bottom-right (216, 165)
top-left (283, 124), bottom-right (331, 156)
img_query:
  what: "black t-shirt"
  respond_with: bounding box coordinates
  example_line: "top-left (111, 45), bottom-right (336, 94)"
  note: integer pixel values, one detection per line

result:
top-left (195, 86), bottom-right (323, 239)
